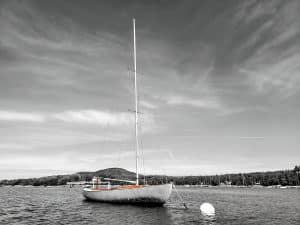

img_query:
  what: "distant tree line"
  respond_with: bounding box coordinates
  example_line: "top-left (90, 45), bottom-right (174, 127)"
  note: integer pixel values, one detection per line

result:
top-left (0, 165), bottom-right (299, 187)
top-left (0, 174), bottom-right (80, 186)
top-left (148, 165), bottom-right (300, 186)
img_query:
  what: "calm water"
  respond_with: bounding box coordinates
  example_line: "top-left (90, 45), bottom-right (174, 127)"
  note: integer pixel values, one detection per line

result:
top-left (0, 186), bottom-right (299, 225)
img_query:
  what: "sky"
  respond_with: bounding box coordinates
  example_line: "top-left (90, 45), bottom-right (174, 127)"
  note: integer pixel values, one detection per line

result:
top-left (0, 0), bottom-right (299, 179)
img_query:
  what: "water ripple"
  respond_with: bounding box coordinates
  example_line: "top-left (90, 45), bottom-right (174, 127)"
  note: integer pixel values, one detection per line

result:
top-left (0, 186), bottom-right (299, 225)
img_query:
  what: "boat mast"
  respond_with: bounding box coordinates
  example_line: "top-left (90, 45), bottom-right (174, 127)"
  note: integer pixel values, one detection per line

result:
top-left (133, 18), bottom-right (139, 186)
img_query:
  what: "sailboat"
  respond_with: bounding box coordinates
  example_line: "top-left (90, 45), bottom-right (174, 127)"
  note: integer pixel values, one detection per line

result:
top-left (82, 19), bottom-right (173, 206)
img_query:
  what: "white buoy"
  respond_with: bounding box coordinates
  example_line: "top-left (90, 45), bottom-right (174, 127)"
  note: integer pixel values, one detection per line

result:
top-left (200, 202), bottom-right (215, 216)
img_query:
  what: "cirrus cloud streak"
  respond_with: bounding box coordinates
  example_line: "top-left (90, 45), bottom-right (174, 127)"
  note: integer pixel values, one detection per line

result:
top-left (52, 110), bottom-right (132, 126)
top-left (0, 109), bottom-right (137, 127)
top-left (0, 110), bottom-right (45, 122)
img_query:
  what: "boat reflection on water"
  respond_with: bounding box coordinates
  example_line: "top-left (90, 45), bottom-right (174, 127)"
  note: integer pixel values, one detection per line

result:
top-left (83, 200), bottom-right (174, 225)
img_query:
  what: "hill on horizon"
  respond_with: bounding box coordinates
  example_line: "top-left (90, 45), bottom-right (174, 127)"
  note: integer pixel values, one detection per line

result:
top-left (77, 167), bottom-right (138, 181)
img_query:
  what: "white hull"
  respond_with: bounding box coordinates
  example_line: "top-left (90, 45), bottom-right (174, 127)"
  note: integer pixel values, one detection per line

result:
top-left (82, 183), bottom-right (172, 206)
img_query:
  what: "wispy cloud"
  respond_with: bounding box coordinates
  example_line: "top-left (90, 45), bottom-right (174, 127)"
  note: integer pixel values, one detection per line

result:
top-left (234, 1), bottom-right (278, 25)
top-left (164, 94), bottom-right (263, 116)
top-left (0, 110), bottom-right (45, 122)
top-left (140, 100), bottom-right (157, 109)
top-left (52, 110), bottom-right (132, 126)
top-left (166, 95), bottom-right (220, 109)
top-left (234, 0), bottom-right (300, 97)
top-left (239, 51), bottom-right (300, 96)
top-left (0, 109), bottom-right (156, 133)
top-left (0, 143), bottom-right (32, 150)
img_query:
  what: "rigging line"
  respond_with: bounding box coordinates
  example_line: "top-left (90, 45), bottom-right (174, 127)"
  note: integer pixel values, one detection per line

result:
top-left (127, 21), bottom-right (134, 75)
top-left (129, 65), bottom-right (137, 174)
top-left (173, 184), bottom-right (188, 209)
top-left (125, 20), bottom-right (137, 174)
top-left (139, 113), bottom-right (146, 185)
top-left (129, 62), bottom-right (136, 178)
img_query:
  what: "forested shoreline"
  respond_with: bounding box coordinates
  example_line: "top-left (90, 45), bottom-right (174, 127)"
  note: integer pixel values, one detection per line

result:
top-left (1, 166), bottom-right (299, 187)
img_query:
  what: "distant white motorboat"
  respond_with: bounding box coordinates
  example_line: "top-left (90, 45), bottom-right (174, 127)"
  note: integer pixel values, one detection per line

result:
top-left (82, 19), bottom-right (173, 206)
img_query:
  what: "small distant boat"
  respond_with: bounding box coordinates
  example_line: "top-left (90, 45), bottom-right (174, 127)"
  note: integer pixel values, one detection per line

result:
top-left (82, 19), bottom-right (173, 206)
top-left (279, 186), bottom-right (288, 189)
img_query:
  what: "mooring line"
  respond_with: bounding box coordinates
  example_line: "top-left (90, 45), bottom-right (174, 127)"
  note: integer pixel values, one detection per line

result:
top-left (173, 184), bottom-right (188, 209)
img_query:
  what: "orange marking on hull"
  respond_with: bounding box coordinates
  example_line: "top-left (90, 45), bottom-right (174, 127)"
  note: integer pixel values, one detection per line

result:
top-left (92, 185), bottom-right (144, 191)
